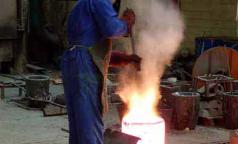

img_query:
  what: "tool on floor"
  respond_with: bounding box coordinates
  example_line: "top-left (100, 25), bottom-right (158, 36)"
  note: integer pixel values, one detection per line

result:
top-left (104, 129), bottom-right (140, 144)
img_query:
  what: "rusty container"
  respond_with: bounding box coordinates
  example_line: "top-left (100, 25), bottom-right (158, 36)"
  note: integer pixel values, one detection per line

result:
top-left (233, 80), bottom-right (238, 91)
top-left (159, 104), bottom-right (173, 131)
top-left (160, 84), bottom-right (180, 106)
top-left (172, 92), bottom-right (200, 130)
top-left (230, 130), bottom-right (238, 144)
top-left (223, 92), bottom-right (238, 129)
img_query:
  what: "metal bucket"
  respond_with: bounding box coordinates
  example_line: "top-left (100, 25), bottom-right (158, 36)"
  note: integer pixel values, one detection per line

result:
top-left (232, 80), bottom-right (238, 91)
top-left (172, 92), bottom-right (200, 130)
top-left (158, 103), bottom-right (173, 131)
top-left (25, 75), bottom-right (50, 108)
top-left (230, 130), bottom-right (238, 144)
top-left (26, 75), bottom-right (50, 97)
top-left (223, 92), bottom-right (238, 129)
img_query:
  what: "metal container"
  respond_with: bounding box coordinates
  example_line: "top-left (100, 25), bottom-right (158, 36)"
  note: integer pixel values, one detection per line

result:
top-left (172, 92), bottom-right (200, 130)
top-left (159, 104), bottom-right (173, 131)
top-left (26, 75), bottom-right (50, 97)
top-left (223, 92), bottom-right (238, 129)
top-left (230, 130), bottom-right (238, 144)
top-left (25, 75), bottom-right (50, 108)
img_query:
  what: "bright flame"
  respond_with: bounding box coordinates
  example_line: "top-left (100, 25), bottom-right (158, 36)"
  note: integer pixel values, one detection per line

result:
top-left (121, 87), bottom-right (165, 144)
top-left (126, 87), bottom-right (158, 119)
top-left (118, 0), bottom-right (184, 143)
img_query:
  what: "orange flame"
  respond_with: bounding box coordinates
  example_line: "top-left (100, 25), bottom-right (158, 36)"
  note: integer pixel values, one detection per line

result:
top-left (117, 0), bottom-right (184, 143)
top-left (124, 87), bottom-right (159, 120)
top-left (117, 65), bottom-right (164, 143)
top-left (120, 86), bottom-right (165, 144)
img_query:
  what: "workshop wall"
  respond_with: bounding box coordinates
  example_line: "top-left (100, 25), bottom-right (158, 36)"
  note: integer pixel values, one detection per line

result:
top-left (27, 0), bottom-right (76, 65)
top-left (0, 0), bottom-right (17, 39)
top-left (42, 0), bottom-right (76, 47)
top-left (180, 0), bottom-right (238, 54)
top-left (0, 0), bottom-right (17, 72)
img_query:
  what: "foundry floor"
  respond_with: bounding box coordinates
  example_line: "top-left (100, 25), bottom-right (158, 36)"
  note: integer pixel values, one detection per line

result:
top-left (0, 76), bottom-right (231, 144)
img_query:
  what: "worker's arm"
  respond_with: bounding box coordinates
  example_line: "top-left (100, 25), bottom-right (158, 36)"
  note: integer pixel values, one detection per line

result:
top-left (110, 51), bottom-right (141, 69)
top-left (92, 0), bottom-right (132, 38)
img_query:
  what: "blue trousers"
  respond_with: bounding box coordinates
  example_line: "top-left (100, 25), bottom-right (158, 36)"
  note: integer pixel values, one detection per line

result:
top-left (61, 47), bottom-right (104, 144)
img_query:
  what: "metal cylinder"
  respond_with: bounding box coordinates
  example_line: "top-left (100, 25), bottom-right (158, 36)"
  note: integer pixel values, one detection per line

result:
top-left (172, 92), bottom-right (200, 130)
top-left (25, 75), bottom-right (49, 97)
top-left (223, 92), bottom-right (238, 129)
top-left (159, 104), bottom-right (173, 131)
top-left (230, 130), bottom-right (238, 144)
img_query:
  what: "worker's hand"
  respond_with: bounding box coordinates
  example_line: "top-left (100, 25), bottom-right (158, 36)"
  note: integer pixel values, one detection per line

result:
top-left (129, 54), bottom-right (141, 63)
top-left (121, 8), bottom-right (136, 33)
top-left (110, 52), bottom-right (141, 70)
top-left (128, 54), bottom-right (141, 70)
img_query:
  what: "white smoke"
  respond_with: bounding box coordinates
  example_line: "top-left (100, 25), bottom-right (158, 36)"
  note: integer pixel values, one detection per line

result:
top-left (118, 0), bottom-right (184, 109)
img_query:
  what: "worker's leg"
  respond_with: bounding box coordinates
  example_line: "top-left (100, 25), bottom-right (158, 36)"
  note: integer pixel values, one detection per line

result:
top-left (61, 48), bottom-right (103, 144)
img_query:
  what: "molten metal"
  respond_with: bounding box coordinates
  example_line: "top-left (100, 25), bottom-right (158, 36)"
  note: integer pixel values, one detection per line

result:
top-left (120, 88), bottom-right (165, 144)
top-left (122, 116), bottom-right (165, 144)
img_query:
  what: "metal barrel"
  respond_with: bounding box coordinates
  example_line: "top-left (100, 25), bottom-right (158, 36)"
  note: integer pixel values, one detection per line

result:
top-left (172, 92), bottom-right (200, 130)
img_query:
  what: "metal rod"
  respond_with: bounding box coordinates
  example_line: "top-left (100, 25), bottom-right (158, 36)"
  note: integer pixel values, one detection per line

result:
top-left (0, 74), bottom-right (24, 81)
top-left (24, 97), bottom-right (66, 108)
top-left (9, 82), bottom-right (26, 92)
top-left (129, 31), bottom-right (136, 54)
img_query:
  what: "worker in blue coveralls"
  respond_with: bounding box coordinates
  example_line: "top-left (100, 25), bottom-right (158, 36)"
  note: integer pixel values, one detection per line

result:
top-left (61, 0), bottom-right (141, 144)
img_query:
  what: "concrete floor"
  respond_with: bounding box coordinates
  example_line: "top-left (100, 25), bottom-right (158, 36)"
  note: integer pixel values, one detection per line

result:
top-left (0, 75), bottom-right (231, 144)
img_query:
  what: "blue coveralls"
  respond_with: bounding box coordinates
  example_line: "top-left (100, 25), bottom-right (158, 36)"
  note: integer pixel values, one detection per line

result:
top-left (61, 0), bottom-right (127, 144)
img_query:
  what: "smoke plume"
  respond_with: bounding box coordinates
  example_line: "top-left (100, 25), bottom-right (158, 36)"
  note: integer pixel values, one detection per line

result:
top-left (117, 0), bottom-right (184, 112)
